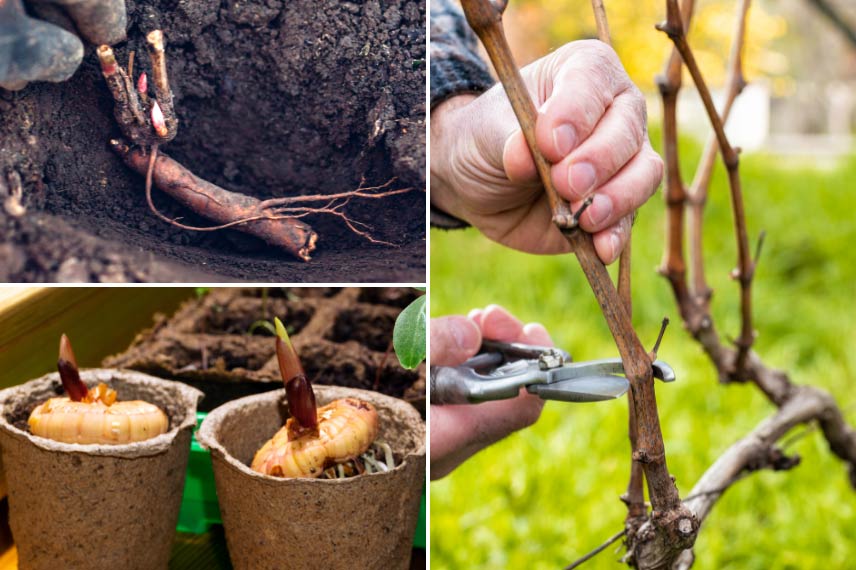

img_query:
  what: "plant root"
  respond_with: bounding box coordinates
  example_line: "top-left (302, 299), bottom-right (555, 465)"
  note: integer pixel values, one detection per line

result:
top-left (100, 30), bottom-right (414, 260)
top-left (111, 140), bottom-right (318, 261)
top-left (321, 441), bottom-right (397, 479)
top-left (113, 141), bottom-right (414, 260)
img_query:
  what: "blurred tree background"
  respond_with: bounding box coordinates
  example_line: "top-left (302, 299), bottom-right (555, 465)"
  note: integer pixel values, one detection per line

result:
top-left (430, 0), bottom-right (856, 568)
top-left (495, 0), bottom-right (856, 145)
top-left (503, 0), bottom-right (787, 89)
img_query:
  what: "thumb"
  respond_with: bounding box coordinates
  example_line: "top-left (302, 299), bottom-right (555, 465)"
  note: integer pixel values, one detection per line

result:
top-left (430, 316), bottom-right (482, 366)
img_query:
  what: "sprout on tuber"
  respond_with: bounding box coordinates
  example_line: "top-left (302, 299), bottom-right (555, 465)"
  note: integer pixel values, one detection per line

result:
top-left (28, 334), bottom-right (168, 445)
top-left (274, 318), bottom-right (317, 430)
top-left (251, 317), bottom-right (393, 479)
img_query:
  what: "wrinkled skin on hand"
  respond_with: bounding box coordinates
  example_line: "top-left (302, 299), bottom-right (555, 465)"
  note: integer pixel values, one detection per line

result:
top-left (431, 40), bottom-right (663, 264)
top-left (0, 0), bottom-right (126, 90)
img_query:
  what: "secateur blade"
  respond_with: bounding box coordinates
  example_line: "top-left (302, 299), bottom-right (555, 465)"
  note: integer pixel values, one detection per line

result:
top-left (527, 374), bottom-right (630, 402)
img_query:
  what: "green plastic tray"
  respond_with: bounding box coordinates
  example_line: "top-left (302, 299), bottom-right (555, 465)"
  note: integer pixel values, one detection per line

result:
top-left (176, 413), bottom-right (426, 549)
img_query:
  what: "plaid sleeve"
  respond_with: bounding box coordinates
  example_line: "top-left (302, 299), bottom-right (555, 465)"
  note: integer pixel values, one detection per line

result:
top-left (430, 0), bottom-right (493, 229)
top-left (430, 0), bottom-right (495, 109)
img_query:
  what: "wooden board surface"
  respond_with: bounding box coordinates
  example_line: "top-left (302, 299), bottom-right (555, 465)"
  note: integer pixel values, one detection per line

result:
top-left (0, 287), bottom-right (193, 389)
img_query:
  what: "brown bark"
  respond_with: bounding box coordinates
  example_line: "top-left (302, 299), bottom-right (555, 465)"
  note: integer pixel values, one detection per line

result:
top-left (658, 0), bottom-right (755, 379)
top-left (667, 382), bottom-right (856, 568)
top-left (686, 0), bottom-right (748, 303)
top-left (650, 0), bottom-right (856, 565)
top-left (457, 2), bottom-right (856, 567)
top-left (588, 0), bottom-right (647, 530)
top-left (460, 0), bottom-right (696, 562)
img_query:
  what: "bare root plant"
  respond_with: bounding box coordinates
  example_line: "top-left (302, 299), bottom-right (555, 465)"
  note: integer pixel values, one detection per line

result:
top-left (97, 31), bottom-right (414, 261)
top-left (458, 0), bottom-right (856, 568)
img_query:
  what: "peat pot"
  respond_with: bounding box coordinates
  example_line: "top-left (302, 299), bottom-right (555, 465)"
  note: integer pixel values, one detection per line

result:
top-left (197, 385), bottom-right (425, 570)
top-left (0, 369), bottom-right (202, 570)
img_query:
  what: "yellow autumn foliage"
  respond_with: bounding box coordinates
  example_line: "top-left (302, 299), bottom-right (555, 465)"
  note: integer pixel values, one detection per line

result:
top-left (504, 0), bottom-right (788, 91)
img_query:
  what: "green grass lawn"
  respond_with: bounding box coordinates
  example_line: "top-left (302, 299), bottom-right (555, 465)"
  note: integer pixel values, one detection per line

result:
top-left (429, 136), bottom-right (856, 569)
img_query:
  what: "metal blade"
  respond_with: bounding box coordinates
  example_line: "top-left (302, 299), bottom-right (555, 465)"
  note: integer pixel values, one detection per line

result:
top-left (527, 374), bottom-right (630, 402)
top-left (549, 358), bottom-right (676, 383)
top-left (652, 360), bottom-right (676, 382)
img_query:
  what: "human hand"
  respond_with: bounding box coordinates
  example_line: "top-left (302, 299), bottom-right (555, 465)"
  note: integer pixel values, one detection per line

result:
top-left (0, 0), bottom-right (126, 91)
top-left (430, 40), bottom-right (663, 263)
top-left (430, 304), bottom-right (554, 480)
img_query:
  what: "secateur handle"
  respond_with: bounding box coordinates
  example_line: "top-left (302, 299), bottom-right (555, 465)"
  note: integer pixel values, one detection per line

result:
top-left (430, 340), bottom-right (565, 405)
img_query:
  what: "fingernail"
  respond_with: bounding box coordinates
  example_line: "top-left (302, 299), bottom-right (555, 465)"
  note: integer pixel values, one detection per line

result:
top-left (451, 318), bottom-right (480, 352)
top-left (522, 322), bottom-right (549, 340)
top-left (609, 232), bottom-right (622, 263)
top-left (552, 124), bottom-right (576, 156)
top-left (587, 194), bottom-right (613, 227)
top-left (569, 162), bottom-right (596, 196)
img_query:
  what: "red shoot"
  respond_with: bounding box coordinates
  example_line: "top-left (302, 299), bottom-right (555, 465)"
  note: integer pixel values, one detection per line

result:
top-left (274, 318), bottom-right (317, 429)
top-left (57, 334), bottom-right (88, 402)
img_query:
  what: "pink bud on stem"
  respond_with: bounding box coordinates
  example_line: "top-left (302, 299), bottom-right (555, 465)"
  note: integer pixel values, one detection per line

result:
top-left (58, 334), bottom-right (89, 402)
top-left (151, 100), bottom-right (168, 137)
top-left (137, 72), bottom-right (148, 95)
top-left (274, 318), bottom-right (318, 429)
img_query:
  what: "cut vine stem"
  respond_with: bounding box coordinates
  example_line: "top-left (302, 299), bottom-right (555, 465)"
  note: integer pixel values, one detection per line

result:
top-left (685, 0), bottom-right (749, 305)
top-left (458, 0), bottom-right (697, 560)
top-left (587, 0), bottom-right (649, 531)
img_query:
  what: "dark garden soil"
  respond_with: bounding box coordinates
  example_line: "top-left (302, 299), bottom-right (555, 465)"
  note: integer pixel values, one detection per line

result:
top-left (0, 0), bottom-right (425, 282)
top-left (104, 287), bottom-right (426, 415)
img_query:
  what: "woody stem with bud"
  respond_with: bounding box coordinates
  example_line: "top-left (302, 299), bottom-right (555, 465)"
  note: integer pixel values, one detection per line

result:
top-left (98, 30), bottom-right (411, 260)
top-left (146, 30), bottom-right (177, 138)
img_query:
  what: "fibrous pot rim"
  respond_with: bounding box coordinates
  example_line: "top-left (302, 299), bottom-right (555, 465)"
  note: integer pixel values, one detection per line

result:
top-left (0, 368), bottom-right (203, 458)
top-left (197, 384), bottom-right (426, 485)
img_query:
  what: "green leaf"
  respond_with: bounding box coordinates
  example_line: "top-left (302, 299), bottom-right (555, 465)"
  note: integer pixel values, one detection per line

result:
top-left (274, 317), bottom-right (292, 347)
top-left (393, 295), bottom-right (427, 369)
top-left (247, 320), bottom-right (276, 336)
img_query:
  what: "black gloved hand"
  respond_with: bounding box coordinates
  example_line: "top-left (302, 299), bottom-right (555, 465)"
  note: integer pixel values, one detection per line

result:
top-left (0, 0), bottom-right (126, 90)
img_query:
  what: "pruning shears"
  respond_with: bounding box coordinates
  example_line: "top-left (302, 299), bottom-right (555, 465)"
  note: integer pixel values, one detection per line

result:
top-left (430, 339), bottom-right (675, 405)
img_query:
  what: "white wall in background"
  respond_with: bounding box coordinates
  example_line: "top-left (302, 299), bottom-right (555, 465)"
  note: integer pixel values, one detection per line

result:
top-left (674, 82), bottom-right (770, 152)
